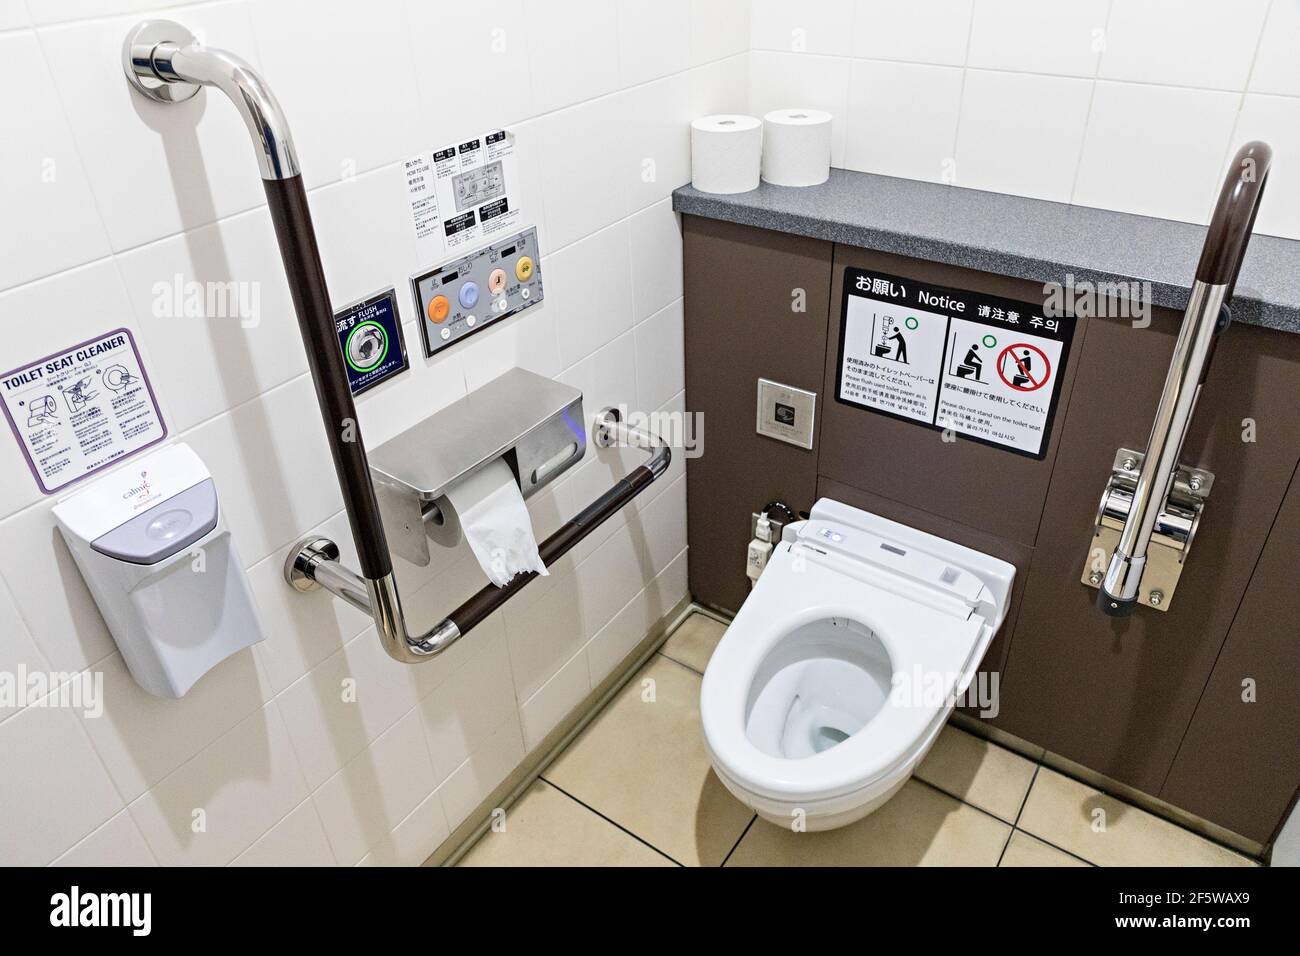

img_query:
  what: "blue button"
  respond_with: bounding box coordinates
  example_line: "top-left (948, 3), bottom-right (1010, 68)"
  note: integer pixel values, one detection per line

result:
top-left (459, 282), bottom-right (480, 309)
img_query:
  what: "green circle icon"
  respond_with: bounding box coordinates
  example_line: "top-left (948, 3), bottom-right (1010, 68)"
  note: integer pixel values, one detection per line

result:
top-left (345, 321), bottom-right (389, 372)
top-left (905, 316), bottom-right (919, 330)
top-left (982, 334), bottom-right (997, 348)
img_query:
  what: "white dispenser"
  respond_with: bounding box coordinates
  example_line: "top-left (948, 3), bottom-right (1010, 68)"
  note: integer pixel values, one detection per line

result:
top-left (53, 443), bottom-right (263, 698)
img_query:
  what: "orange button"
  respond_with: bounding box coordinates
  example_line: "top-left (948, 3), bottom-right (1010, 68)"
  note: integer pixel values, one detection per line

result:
top-left (488, 268), bottom-right (508, 294)
top-left (427, 294), bottom-right (450, 323)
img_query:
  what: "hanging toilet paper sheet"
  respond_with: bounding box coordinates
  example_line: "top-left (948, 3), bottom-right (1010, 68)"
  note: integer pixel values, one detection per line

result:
top-left (441, 459), bottom-right (547, 588)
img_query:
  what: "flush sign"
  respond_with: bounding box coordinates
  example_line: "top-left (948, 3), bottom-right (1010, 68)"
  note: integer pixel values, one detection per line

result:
top-left (836, 268), bottom-right (1074, 459)
top-left (334, 288), bottom-right (409, 396)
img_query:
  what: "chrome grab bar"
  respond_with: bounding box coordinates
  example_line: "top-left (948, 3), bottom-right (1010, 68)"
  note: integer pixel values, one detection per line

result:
top-left (1096, 141), bottom-right (1271, 616)
top-left (122, 20), bottom-right (671, 660)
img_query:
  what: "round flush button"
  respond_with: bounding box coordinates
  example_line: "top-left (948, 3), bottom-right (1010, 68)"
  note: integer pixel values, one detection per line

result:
top-left (146, 509), bottom-right (192, 541)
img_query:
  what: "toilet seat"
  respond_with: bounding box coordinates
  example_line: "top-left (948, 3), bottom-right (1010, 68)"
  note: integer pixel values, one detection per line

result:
top-left (699, 499), bottom-right (1016, 829)
top-left (702, 548), bottom-right (982, 804)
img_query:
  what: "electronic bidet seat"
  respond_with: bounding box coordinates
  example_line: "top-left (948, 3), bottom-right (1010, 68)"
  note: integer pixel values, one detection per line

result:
top-left (699, 499), bottom-right (1015, 831)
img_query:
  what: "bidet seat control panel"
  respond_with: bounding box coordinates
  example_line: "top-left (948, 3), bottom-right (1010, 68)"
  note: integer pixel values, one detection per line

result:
top-left (411, 226), bottom-right (543, 357)
top-left (798, 520), bottom-right (984, 604)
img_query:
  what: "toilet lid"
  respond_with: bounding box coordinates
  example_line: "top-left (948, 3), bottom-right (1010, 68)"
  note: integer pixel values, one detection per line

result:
top-left (700, 545), bottom-right (989, 805)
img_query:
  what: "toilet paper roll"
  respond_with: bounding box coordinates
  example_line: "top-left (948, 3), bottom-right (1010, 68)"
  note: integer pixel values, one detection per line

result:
top-left (437, 459), bottom-right (548, 588)
top-left (761, 108), bottom-right (832, 187)
top-left (691, 114), bottom-right (762, 194)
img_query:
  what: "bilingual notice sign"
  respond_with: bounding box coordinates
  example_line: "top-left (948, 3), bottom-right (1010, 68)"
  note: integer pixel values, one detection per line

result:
top-left (836, 268), bottom-right (1074, 459)
top-left (0, 329), bottom-right (167, 494)
top-left (334, 288), bottom-right (409, 396)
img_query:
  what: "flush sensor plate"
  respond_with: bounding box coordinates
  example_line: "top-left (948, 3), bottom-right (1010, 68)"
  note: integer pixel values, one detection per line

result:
top-left (122, 20), bottom-right (202, 103)
top-left (756, 378), bottom-right (816, 449)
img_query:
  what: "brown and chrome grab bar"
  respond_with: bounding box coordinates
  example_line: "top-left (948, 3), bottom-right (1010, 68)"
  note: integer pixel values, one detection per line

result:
top-left (123, 21), bottom-right (669, 660)
top-left (1095, 141), bottom-right (1272, 615)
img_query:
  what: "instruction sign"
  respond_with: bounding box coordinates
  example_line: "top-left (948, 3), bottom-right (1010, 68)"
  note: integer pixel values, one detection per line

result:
top-left (404, 128), bottom-right (524, 263)
top-left (1, 329), bottom-right (167, 494)
top-left (836, 269), bottom-right (1073, 458)
top-left (334, 288), bottom-right (409, 396)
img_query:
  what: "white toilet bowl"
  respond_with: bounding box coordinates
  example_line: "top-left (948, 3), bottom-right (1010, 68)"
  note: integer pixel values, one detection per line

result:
top-left (700, 499), bottom-right (1015, 831)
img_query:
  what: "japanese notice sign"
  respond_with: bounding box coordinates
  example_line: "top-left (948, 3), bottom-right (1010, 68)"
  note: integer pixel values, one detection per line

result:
top-left (404, 129), bottom-right (524, 263)
top-left (836, 268), bottom-right (1074, 458)
top-left (1, 329), bottom-right (167, 494)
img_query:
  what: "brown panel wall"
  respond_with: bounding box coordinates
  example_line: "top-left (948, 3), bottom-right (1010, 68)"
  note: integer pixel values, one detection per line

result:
top-left (682, 216), bottom-right (832, 612)
top-left (819, 247), bottom-right (1088, 547)
top-left (998, 317), bottom-right (1300, 796)
top-left (1159, 465), bottom-right (1300, 844)
top-left (681, 217), bottom-right (1300, 840)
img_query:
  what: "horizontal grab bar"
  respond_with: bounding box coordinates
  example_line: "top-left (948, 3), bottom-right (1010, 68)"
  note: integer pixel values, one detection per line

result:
top-left (286, 411), bottom-right (672, 662)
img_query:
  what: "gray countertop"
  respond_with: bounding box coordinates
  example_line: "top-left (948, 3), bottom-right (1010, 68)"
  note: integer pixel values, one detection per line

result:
top-left (672, 169), bottom-right (1300, 334)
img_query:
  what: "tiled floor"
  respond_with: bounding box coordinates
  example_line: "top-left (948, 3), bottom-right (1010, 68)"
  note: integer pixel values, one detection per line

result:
top-left (459, 612), bottom-right (1258, 867)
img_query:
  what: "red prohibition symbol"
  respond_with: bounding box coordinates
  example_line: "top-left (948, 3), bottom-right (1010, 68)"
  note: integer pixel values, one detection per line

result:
top-left (997, 343), bottom-right (1050, 391)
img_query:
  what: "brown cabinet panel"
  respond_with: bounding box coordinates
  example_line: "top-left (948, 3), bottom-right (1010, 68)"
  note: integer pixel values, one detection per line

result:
top-left (819, 248), bottom-right (1088, 547)
top-left (682, 216), bottom-right (832, 612)
top-left (1159, 466), bottom-right (1300, 844)
top-left (1000, 316), bottom-right (1300, 798)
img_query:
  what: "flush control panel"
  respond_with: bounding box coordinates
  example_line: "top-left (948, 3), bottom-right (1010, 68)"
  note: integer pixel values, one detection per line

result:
top-left (411, 226), bottom-right (543, 357)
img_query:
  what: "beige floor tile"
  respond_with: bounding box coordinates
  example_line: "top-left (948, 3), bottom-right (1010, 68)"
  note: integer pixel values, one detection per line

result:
top-left (1000, 829), bottom-right (1089, 867)
top-left (1017, 768), bottom-right (1256, 867)
top-left (659, 612), bottom-right (728, 673)
top-left (726, 778), bottom-right (1010, 866)
top-left (544, 655), bottom-right (753, 866)
top-left (915, 725), bottom-right (1037, 822)
top-left (457, 780), bottom-right (674, 867)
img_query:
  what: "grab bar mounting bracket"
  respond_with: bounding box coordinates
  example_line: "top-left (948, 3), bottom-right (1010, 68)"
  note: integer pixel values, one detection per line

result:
top-left (1081, 447), bottom-right (1214, 612)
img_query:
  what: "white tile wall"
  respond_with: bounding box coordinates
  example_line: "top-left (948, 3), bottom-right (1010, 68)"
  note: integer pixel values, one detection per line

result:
top-left (0, 0), bottom-right (717, 866)
top-left (9, 0), bottom-right (1297, 871)
top-left (749, 0), bottom-right (1300, 237)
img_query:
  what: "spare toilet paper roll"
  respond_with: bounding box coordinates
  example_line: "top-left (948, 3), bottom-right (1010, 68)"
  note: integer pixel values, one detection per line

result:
top-left (436, 459), bottom-right (548, 588)
top-left (761, 109), bottom-right (832, 187)
top-left (691, 114), bottom-right (762, 194)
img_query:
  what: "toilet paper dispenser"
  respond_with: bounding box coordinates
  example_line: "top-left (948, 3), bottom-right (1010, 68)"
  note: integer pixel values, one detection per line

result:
top-left (366, 368), bottom-right (586, 568)
top-left (282, 364), bottom-right (670, 664)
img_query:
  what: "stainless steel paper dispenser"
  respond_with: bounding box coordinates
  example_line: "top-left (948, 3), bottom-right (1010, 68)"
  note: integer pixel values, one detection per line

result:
top-left (369, 368), bottom-right (585, 566)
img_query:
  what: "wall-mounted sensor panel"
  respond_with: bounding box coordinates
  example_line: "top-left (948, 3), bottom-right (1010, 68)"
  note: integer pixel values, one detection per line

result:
top-left (334, 288), bottom-right (409, 396)
top-left (756, 378), bottom-right (816, 449)
top-left (411, 226), bottom-right (543, 358)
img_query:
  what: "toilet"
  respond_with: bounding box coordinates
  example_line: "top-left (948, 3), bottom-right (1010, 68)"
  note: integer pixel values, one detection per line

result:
top-left (700, 499), bottom-right (1015, 831)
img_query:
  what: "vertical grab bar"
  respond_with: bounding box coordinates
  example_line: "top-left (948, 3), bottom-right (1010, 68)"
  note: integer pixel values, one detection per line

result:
top-left (1096, 141), bottom-right (1271, 615)
top-left (122, 20), bottom-right (669, 660)
top-left (122, 19), bottom-right (393, 584)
